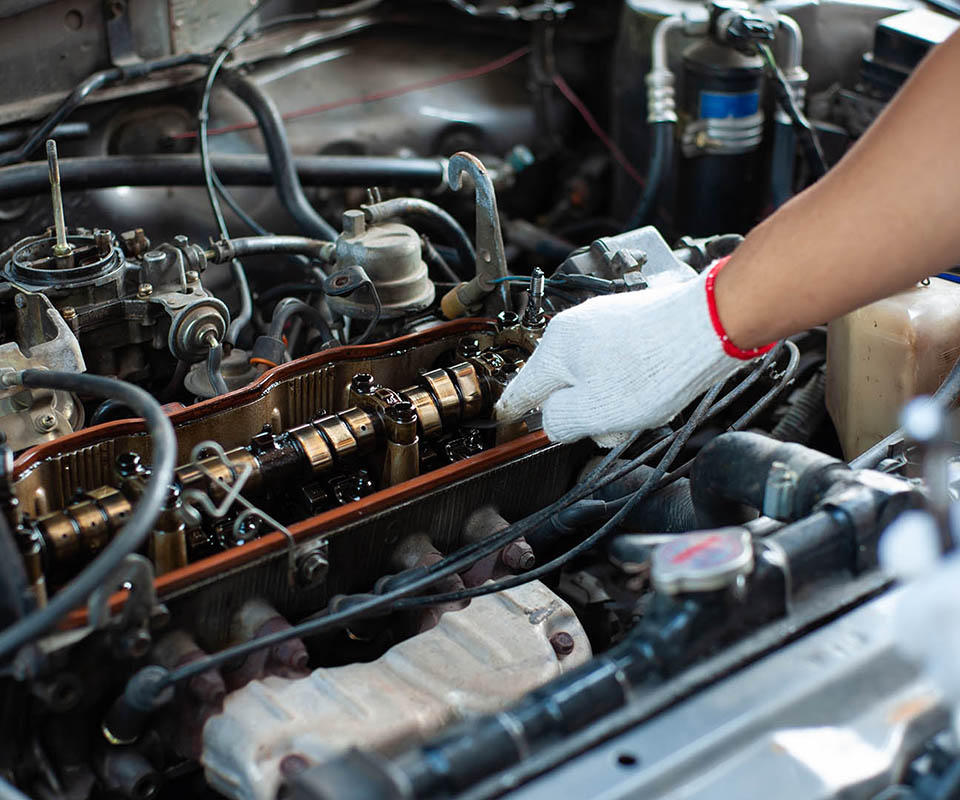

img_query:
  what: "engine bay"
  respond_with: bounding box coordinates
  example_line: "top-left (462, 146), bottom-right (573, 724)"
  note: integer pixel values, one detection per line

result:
top-left (1, 1), bottom-right (959, 799)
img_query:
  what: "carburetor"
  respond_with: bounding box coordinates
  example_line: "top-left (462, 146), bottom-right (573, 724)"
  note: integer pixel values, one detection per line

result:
top-left (0, 142), bottom-right (228, 450)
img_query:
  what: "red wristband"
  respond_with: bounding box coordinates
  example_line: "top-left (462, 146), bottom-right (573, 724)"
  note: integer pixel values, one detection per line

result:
top-left (704, 256), bottom-right (777, 360)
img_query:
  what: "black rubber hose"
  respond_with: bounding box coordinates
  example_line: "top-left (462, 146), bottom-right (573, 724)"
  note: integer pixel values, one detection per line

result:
top-left (690, 431), bottom-right (847, 528)
top-left (0, 371), bottom-right (176, 661)
top-left (625, 121), bottom-right (674, 231)
top-left (770, 367), bottom-right (826, 444)
top-left (90, 398), bottom-right (136, 426)
top-left (0, 154), bottom-right (446, 201)
top-left (219, 71), bottom-right (338, 241)
top-left (595, 462), bottom-right (697, 532)
top-left (268, 297), bottom-right (334, 344)
top-left (363, 198), bottom-right (476, 272)
top-left (212, 235), bottom-right (330, 263)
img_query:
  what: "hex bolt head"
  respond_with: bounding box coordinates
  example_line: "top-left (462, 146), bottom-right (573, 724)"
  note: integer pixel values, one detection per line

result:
top-left (115, 452), bottom-right (143, 478)
top-left (342, 208), bottom-right (366, 238)
top-left (351, 373), bottom-right (376, 395)
top-left (185, 270), bottom-right (200, 283)
top-left (61, 306), bottom-right (77, 320)
top-left (457, 337), bottom-right (481, 358)
top-left (502, 540), bottom-right (536, 571)
top-left (297, 551), bottom-right (329, 588)
top-left (137, 283), bottom-right (153, 299)
top-left (549, 631), bottom-right (575, 657)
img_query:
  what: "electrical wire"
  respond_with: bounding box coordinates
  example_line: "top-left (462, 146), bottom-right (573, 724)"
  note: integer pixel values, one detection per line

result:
top-left (552, 74), bottom-right (645, 187)
top-left (0, 371), bottom-right (176, 662)
top-left (197, 49), bottom-right (255, 346)
top-left (758, 44), bottom-right (827, 180)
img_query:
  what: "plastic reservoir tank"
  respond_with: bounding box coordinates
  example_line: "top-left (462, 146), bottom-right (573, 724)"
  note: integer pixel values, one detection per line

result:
top-left (826, 277), bottom-right (960, 460)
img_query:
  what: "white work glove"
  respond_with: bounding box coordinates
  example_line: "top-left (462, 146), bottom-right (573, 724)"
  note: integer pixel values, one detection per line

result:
top-left (495, 264), bottom-right (767, 444)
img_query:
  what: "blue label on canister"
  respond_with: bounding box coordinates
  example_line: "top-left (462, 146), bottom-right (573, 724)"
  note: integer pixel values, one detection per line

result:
top-left (699, 91), bottom-right (760, 119)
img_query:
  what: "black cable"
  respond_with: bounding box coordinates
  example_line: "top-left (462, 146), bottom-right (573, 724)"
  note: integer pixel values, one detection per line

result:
top-left (0, 371), bottom-right (176, 661)
top-left (198, 48), bottom-right (254, 345)
top-left (421, 235), bottom-right (461, 283)
top-left (758, 44), bottom-right (827, 180)
top-left (349, 284), bottom-right (383, 345)
top-left (625, 121), bottom-right (674, 231)
top-left (647, 341), bottom-right (801, 491)
top-left (395, 381), bottom-right (724, 608)
top-left (213, 173), bottom-right (270, 236)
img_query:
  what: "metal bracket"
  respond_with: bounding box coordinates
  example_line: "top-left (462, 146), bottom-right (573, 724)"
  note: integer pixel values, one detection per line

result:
top-left (447, 153), bottom-right (508, 292)
top-left (87, 554), bottom-right (161, 631)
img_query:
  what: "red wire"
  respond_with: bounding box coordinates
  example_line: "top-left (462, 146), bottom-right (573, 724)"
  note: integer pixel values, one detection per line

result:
top-left (552, 74), bottom-right (645, 188)
top-left (172, 46), bottom-right (532, 140)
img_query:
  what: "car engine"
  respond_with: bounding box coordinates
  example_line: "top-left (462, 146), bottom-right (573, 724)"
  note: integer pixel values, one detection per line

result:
top-left (1, 1), bottom-right (959, 799)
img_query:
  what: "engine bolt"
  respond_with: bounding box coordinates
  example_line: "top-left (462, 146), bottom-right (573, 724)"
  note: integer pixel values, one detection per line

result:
top-left (502, 540), bottom-right (536, 571)
top-left (137, 283), bottom-right (153, 298)
top-left (61, 306), bottom-right (76, 320)
top-left (297, 551), bottom-right (329, 588)
top-left (35, 414), bottom-right (57, 432)
top-left (351, 373), bottom-right (375, 395)
top-left (457, 337), bottom-right (481, 358)
top-left (185, 270), bottom-right (199, 283)
top-left (549, 631), bottom-right (575, 657)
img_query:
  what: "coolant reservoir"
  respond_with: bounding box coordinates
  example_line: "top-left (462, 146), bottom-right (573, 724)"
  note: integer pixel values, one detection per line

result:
top-left (826, 277), bottom-right (960, 460)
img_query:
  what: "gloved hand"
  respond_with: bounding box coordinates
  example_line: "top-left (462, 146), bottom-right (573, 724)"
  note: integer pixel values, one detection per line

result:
top-left (495, 260), bottom-right (774, 443)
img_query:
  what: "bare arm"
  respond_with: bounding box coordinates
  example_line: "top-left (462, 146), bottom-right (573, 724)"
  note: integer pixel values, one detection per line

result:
top-left (716, 28), bottom-right (960, 349)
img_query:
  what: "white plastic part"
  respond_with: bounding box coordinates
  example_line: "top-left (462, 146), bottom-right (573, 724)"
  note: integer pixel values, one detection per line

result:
top-left (201, 581), bottom-right (591, 800)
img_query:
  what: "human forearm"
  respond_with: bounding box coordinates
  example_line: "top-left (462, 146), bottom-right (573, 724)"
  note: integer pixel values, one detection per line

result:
top-left (716, 28), bottom-right (960, 349)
